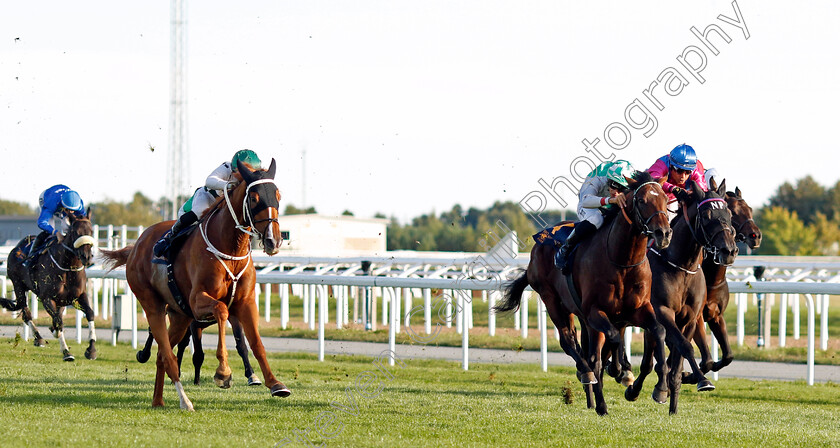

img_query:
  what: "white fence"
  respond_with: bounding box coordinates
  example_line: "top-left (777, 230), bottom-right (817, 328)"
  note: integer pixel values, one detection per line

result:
top-left (1, 251), bottom-right (838, 385)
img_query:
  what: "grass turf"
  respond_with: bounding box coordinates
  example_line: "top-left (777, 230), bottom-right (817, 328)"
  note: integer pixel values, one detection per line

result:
top-left (0, 339), bottom-right (838, 447)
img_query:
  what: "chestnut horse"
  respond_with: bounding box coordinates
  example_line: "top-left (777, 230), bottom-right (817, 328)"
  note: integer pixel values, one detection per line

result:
top-left (690, 185), bottom-right (762, 376)
top-left (101, 159), bottom-right (289, 410)
top-left (0, 213), bottom-right (97, 361)
top-left (626, 178), bottom-right (738, 415)
top-left (496, 172), bottom-right (672, 415)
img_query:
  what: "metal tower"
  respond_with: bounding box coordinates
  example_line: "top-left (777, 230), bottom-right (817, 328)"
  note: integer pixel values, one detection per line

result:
top-left (166, 0), bottom-right (189, 219)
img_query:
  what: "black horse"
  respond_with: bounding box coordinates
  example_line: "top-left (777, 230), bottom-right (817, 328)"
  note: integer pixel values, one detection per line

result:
top-left (0, 212), bottom-right (97, 361)
top-left (136, 317), bottom-right (261, 386)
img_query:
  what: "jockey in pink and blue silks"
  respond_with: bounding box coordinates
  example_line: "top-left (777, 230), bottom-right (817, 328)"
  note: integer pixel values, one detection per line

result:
top-left (646, 143), bottom-right (708, 218)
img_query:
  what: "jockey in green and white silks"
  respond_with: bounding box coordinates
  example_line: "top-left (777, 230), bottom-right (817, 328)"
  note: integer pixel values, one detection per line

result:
top-left (555, 159), bottom-right (636, 272)
top-left (153, 149), bottom-right (263, 258)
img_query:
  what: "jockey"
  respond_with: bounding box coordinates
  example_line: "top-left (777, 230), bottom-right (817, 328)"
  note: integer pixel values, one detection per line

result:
top-left (646, 143), bottom-right (708, 217)
top-left (24, 185), bottom-right (87, 267)
top-left (153, 149), bottom-right (263, 258)
top-left (555, 159), bottom-right (636, 272)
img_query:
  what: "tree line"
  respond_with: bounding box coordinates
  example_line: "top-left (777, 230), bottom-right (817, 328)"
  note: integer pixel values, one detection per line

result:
top-left (1, 175), bottom-right (838, 256)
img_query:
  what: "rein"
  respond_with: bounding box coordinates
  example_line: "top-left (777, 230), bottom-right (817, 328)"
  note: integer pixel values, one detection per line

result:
top-left (608, 181), bottom-right (664, 269)
top-left (681, 198), bottom-right (734, 266)
top-left (223, 178), bottom-right (279, 239)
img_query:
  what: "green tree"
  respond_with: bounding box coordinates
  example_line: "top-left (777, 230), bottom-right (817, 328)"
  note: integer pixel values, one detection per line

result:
top-left (92, 192), bottom-right (163, 227)
top-left (755, 206), bottom-right (817, 255)
top-left (341, 210), bottom-right (354, 216)
top-left (284, 204), bottom-right (317, 215)
top-left (767, 176), bottom-right (827, 225)
top-left (809, 212), bottom-right (840, 256)
top-left (0, 199), bottom-right (36, 215)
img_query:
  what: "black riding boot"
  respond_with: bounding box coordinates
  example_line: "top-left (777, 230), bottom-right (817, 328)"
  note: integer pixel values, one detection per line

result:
top-left (153, 211), bottom-right (199, 257)
top-left (554, 221), bottom-right (597, 273)
top-left (22, 231), bottom-right (50, 269)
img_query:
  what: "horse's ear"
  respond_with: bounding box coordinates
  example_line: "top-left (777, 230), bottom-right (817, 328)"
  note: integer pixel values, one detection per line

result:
top-left (624, 175), bottom-right (637, 190)
top-left (237, 159), bottom-right (256, 183)
top-left (267, 158), bottom-right (277, 179)
top-left (717, 178), bottom-right (727, 197)
top-left (735, 186), bottom-right (742, 198)
top-left (708, 176), bottom-right (718, 192)
top-left (86, 207), bottom-right (93, 221)
top-left (687, 179), bottom-right (703, 203)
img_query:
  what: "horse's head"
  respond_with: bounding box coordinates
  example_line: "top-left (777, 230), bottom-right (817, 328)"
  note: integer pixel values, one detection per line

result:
top-left (237, 158), bottom-right (283, 255)
top-left (685, 178), bottom-right (738, 265)
top-left (64, 211), bottom-right (95, 266)
top-left (726, 187), bottom-right (762, 250)
top-left (625, 172), bottom-right (672, 249)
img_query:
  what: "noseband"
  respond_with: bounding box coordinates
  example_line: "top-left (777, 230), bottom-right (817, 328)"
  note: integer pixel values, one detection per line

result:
top-left (729, 198), bottom-right (756, 243)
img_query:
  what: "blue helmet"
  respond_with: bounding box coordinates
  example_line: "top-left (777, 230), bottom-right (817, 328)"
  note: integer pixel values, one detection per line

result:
top-left (60, 190), bottom-right (84, 213)
top-left (668, 144), bottom-right (697, 171)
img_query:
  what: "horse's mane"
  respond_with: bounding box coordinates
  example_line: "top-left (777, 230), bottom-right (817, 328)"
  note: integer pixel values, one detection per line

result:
top-left (631, 170), bottom-right (655, 184)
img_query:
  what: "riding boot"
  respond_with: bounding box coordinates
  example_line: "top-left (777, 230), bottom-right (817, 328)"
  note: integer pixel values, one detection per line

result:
top-left (554, 221), bottom-right (597, 273)
top-left (22, 231), bottom-right (49, 270)
top-left (153, 211), bottom-right (199, 257)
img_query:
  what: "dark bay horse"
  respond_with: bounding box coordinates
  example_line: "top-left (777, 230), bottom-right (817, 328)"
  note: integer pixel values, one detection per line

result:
top-left (0, 213), bottom-right (97, 361)
top-left (627, 178), bottom-right (738, 415)
top-left (101, 159), bottom-right (289, 410)
top-left (136, 317), bottom-right (262, 386)
top-left (690, 185), bottom-right (762, 375)
top-left (496, 172), bottom-right (672, 415)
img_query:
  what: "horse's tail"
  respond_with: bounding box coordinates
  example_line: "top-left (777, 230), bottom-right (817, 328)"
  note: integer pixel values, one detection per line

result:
top-left (493, 269), bottom-right (529, 314)
top-left (99, 246), bottom-right (134, 271)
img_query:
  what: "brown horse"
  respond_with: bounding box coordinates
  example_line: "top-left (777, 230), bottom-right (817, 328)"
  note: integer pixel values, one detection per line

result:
top-left (627, 178), bottom-right (738, 415)
top-left (100, 159), bottom-right (289, 410)
top-left (0, 213), bottom-right (97, 361)
top-left (690, 186), bottom-right (762, 375)
top-left (496, 172), bottom-right (672, 415)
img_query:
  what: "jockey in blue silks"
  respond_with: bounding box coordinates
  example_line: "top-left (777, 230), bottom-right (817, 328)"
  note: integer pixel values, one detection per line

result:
top-left (24, 184), bottom-right (87, 267)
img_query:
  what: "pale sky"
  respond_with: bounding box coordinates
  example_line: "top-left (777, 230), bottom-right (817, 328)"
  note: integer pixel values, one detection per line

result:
top-left (2, 1), bottom-right (838, 224)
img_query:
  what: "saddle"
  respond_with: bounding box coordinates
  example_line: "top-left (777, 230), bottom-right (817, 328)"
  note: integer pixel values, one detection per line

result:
top-left (154, 223), bottom-right (201, 320)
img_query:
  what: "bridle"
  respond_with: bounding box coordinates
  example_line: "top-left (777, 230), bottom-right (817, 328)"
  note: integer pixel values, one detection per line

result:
top-left (684, 197), bottom-right (735, 266)
top-left (223, 178), bottom-right (280, 240)
top-left (49, 222), bottom-right (95, 272)
top-left (728, 197), bottom-right (756, 243)
top-left (610, 181), bottom-right (667, 268)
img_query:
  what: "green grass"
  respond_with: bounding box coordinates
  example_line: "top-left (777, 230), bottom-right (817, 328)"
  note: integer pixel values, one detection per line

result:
top-left (2, 290), bottom-right (838, 365)
top-left (0, 340), bottom-right (838, 447)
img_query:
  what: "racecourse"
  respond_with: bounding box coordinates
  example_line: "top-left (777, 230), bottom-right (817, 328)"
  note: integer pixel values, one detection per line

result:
top-left (1, 329), bottom-right (839, 447)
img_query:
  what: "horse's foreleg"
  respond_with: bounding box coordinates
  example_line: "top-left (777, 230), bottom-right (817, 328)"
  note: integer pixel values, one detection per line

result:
top-left (146, 305), bottom-right (191, 410)
top-left (585, 327), bottom-right (608, 416)
top-left (165, 312), bottom-right (194, 410)
top-left (235, 300), bottom-right (290, 397)
top-left (656, 306), bottom-right (713, 392)
top-left (173, 330), bottom-right (189, 380)
top-left (668, 349), bottom-right (684, 415)
top-left (690, 313), bottom-right (713, 375)
top-left (77, 293), bottom-right (97, 360)
top-left (42, 300), bottom-right (73, 361)
top-left (708, 315), bottom-right (733, 372)
top-left (230, 315), bottom-right (260, 385)
top-left (192, 293), bottom-right (232, 389)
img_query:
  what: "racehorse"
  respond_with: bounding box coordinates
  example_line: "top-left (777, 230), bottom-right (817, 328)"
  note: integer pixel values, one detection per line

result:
top-left (690, 185), bottom-right (762, 375)
top-left (136, 317), bottom-right (262, 386)
top-left (496, 172), bottom-right (672, 415)
top-left (100, 159), bottom-right (290, 410)
top-left (0, 213), bottom-right (97, 361)
top-left (626, 178), bottom-right (738, 415)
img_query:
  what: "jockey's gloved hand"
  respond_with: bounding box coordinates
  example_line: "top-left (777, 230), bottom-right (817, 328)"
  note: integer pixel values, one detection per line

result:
top-left (672, 187), bottom-right (691, 203)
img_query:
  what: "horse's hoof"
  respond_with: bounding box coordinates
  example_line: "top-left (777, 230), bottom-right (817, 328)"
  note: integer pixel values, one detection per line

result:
top-left (625, 386), bottom-right (639, 402)
top-left (605, 361), bottom-right (619, 378)
top-left (214, 373), bottom-right (232, 389)
top-left (652, 388), bottom-right (668, 404)
top-left (697, 379), bottom-right (715, 392)
top-left (34, 338), bottom-right (48, 347)
top-left (63, 352), bottom-right (75, 362)
top-left (270, 383), bottom-right (291, 397)
top-left (619, 371), bottom-right (635, 388)
top-left (85, 347), bottom-right (97, 360)
top-left (136, 350), bottom-right (151, 363)
top-left (579, 372), bottom-right (597, 385)
top-left (247, 374), bottom-right (262, 386)
top-left (596, 406), bottom-right (609, 416)
top-left (681, 372), bottom-right (698, 384)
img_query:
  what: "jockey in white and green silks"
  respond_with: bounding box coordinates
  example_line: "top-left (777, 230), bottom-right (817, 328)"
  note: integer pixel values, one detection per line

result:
top-left (555, 159), bottom-right (636, 272)
top-left (153, 149), bottom-right (263, 258)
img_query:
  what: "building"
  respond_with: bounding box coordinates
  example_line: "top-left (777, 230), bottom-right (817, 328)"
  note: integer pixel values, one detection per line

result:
top-left (275, 214), bottom-right (388, 256)
top-left (0, 215), bottom-right (39, 246)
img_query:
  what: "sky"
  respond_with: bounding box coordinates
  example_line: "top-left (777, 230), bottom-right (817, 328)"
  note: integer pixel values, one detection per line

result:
top-left (2, 1), bottom-right (838, 224)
